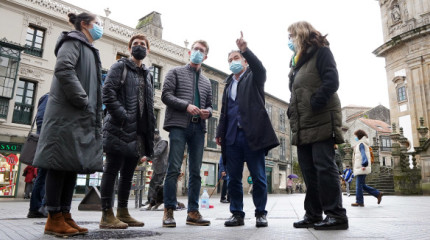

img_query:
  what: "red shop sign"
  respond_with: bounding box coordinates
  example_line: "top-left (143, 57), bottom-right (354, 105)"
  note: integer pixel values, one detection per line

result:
top-left (6, 154), bottom-right (18, 166)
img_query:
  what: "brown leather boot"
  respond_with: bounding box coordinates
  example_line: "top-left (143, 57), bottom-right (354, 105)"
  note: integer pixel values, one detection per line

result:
top-left (162, 208), bottom-right (176, 227)
top-left (116, 207), bottom-right (144, 227)
top-left (63, 212), bottom-right (88, 234)
top-left (44, 212), bottom-right (79, 237)
top-left (99, 208), bottom-right (128, 229)
top-left (186, 210), bottom-right (211, 226)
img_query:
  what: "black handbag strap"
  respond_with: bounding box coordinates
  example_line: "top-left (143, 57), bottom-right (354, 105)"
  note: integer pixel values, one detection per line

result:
top-left (27, 115), bottom-right (37, 138)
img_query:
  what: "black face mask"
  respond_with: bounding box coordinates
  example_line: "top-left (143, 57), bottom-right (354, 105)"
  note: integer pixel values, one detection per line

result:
top-left (132, 45), bottom-right (147, 60)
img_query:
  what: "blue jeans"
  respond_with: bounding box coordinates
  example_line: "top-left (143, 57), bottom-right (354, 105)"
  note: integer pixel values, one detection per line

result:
top-left (226, 129), bottom-right (267, 217)
top-left (29, 168), bottom-right (47, 211)
top-left (356, 175), bottom-right (380, 204)
top-left (164, 123), bottom-right (205, 212)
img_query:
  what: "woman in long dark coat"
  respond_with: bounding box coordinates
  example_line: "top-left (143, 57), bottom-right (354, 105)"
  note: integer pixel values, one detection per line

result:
top-left (33, 12), bottom-right (103, 237)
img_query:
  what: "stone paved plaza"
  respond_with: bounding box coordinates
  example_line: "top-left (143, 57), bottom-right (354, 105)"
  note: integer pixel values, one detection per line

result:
top-left (0, 193), bottom-right (429, 240)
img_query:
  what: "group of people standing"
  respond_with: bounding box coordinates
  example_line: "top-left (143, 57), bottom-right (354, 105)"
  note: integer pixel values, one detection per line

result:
top-left (29, 10), bottom-right (384, 237)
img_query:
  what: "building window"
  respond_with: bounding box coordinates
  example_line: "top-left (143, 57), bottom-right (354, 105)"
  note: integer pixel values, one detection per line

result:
top-left (279, 109), bottom-right (286, 132)
top-left (397, 86), bottom-right (407, 102)
top-left (266, 104), bottom-right (272, 122)
top-left (0, 45), bottom-right (20, 99)
top-left (279, 137), bottom-right (286, 161)
top-left (24, 26), bottom-right (45, 57)
top-left (154, 109), bottom-right (160, 129)
top-left (152, 65), bottom-right (161, 90)
top-left (210, 79), bottom-right (218, 111)
top-left (207, 117), bottom-right (218, 149)
top-left (116, 53), bottom-right (128, 60)
top-left (380, 135), bottom-right (392, 152)
top-left (12, 80), bottom-right (35, 125)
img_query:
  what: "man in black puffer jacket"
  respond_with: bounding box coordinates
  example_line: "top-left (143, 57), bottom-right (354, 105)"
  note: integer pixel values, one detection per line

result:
top-left (100, 34), bottom-right (155, 229)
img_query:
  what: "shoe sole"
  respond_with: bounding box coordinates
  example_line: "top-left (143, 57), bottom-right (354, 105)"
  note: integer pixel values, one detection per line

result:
top-left (162, 223), bottom-right (176, 228)
top-left (186, 221), bottom-right (210, 226)
top-left (293, 223), bottom-right (315, 228)
top-left (314, 223), bottom-right (349, 230)
top-left (256, 223), bottom-right (268, 228)
top-left (44, 230), bottom-right (80, 237)
top-left (124, 223), bottom-right (144, 227)
top-left (99, 224), bottom-right (128, 229)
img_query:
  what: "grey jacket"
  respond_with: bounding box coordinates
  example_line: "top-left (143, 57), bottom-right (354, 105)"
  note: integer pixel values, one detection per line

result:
top-left (33, 31), bottom-right (103, 173)
top-left (161, 64), bottom-right (212, 132)
top-left (151, 137), bottom-right (168, 175)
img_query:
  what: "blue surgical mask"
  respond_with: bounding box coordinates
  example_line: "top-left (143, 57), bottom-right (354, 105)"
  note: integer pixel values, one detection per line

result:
top-left (190, 50), bottom-right (204, 64)
top-left (89, 23), bottom-right (103, 41)
top-left (354, 137), bottom-right (359, 141)
top-left (229, 60), bottom-right (244, 74)
top-left (288, 39), bottom-right (295, 52)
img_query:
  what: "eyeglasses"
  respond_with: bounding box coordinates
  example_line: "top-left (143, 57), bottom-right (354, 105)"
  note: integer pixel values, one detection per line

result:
top-left (192, 47), bottom-right (206, 54)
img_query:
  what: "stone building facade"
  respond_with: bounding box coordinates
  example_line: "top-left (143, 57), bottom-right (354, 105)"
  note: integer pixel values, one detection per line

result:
top-left (373, 0), bottom-right (430, 193)
top-left (0, 0), bottom-right (290, 197)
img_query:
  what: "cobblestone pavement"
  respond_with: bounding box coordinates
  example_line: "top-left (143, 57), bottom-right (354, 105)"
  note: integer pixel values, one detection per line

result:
top-left (0, 193), bottom-right (429, 240)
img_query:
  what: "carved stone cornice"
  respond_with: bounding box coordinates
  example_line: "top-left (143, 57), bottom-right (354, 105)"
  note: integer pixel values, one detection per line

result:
top-left (18, 64), bottom-right (52, 80)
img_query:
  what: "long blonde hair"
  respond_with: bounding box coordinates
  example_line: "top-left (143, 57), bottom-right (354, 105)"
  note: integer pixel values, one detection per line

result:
top-left (287, 21), bottom-right (329, 54)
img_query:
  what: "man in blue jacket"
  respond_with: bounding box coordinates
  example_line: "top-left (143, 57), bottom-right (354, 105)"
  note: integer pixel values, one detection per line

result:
top-left (216, 32), bottom-right (279, 228)
top-left (27, 93), bottom-right (48, 218)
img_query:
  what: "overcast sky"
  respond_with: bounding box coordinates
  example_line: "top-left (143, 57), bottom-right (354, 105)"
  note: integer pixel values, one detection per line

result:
top-left (64, 0), bottom-right (389, 108)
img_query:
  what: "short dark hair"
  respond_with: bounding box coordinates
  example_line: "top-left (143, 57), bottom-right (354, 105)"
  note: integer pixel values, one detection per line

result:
top-left (128, 34), bottom-right (150, 50)
top-left (354, 129), bottom-right (368, 140)
top-left (68, 12), bottom-right (96, 31)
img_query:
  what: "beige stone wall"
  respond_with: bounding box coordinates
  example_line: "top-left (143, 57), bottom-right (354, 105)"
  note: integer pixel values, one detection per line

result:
top-left (375, 0), bottom-right (430, 183)
top-left (0, 0), bottom-right (291, 197)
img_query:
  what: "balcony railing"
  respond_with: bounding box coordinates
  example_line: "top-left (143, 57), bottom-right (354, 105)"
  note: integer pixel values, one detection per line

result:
top-left (24, 45), bottom-right (43, 57)
top-left (12, 102), bottom-right (33, 125)
top-left (0, 97), bottom-right (9, 119)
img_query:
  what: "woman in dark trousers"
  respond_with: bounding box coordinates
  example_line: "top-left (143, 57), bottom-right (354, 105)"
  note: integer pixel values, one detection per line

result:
top-left (287, 21), bottom-right (348, 230)
top-left (33, 12), bottom-right (104, 237)
top-left (100, 34), bottom-right (155, 229)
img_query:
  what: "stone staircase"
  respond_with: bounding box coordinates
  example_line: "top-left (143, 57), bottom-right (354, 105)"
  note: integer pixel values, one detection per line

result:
top-left (349, 166), bottom-right (395, 195)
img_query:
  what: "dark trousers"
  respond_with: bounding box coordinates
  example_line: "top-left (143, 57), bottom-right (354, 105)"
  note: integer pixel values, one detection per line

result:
top-left (45, 170), bottom-right (77, 213)
top-left (226, 129), bottom-right (267, 217)
top-left (220, 179), bottom-right (229, 201)
top-left (147, 172), bottom-right (165, 204)
top-left (100, 152), bottom-right (139, 209)
top-left (297, 138), bottom-right (347, 220)
top-left (29, 168), bottom-right (47, 211)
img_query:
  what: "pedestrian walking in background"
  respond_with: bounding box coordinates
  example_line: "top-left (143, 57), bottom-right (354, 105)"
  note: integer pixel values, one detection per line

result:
top-left (216, 32), bottom-right (279, 228)
top-left (219, 156), bottom-right (229, 203)
top-left (27, 93), bottom-right (49, 218)
top-left (161, 39), bottom-right (213, 227)
top-left (247, 176), bottom-right (253, 194)
top-left (287, 21), bottom-right (348, 230)
top-left (342, 165), bottom-right (354, 197)
top-left (287, 178), bottom-right (294, 194)
top-left (23, 165), bottom-right (37, 199)
top-left (142, 129), bottom-right (168, 210)
top-left (33, 12), bottom-right (104, 237)
top-left (100, 34), bottom-right (155, 229)
top-left (351, 130), bottom-right (383, 207)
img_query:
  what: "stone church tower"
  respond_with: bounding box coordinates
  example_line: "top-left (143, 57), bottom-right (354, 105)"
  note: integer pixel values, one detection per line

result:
top-left (373, 0), bottom-right (430, 193)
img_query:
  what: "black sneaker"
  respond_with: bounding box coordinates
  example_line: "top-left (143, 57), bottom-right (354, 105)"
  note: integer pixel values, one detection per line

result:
top-left (293, 215), bottom-right (323, 228)
top-left (224, 214), bottom-right (244, 227)
top-left (27, 210), bottom-right (46, 218)
top-left (314, 216), bottom-right (348, 230)
top-left (256, 214), bottom-right (268, 228)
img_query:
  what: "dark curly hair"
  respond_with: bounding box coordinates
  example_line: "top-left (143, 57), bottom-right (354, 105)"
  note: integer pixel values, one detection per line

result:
top-left (354, 129), bottom-right (368, 140)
